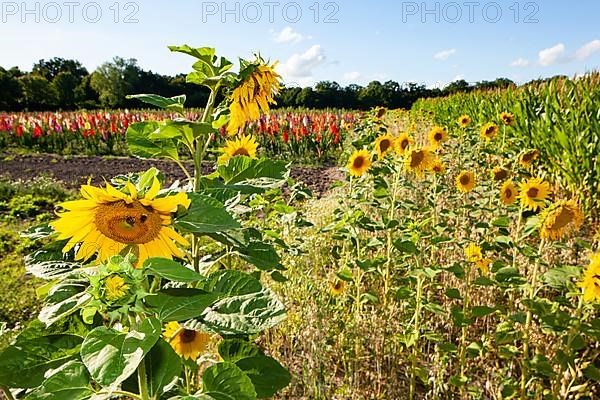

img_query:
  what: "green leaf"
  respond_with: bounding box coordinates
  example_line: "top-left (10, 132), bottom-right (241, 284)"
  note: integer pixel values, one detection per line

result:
top-left (445, 288), bottom-right (462, 300)
top-left (126, 121), bottom-right (179, 160)
top-left (24, 361), bottom-right (93, 400)
top-left (208, 229), bottom-right (283, 271)
top-left (202, 362), bottom-right (257, 400)
top-left (393, 240), bottom-right (419, 255)
top-left (583, 364), bottom-right (600, 382)
top-left (216, 157), bottom-right (288, 188)
top-left (145, 339), bottom-right (182, 398)
top-left (175, 193), bottom-right (241, 234)
top-left (203, 270), bottom-right (263, 296)
top-left (168, 45), bottom-right (216, 65)
top-left (127, 94), bottom-right (186, 114)
top-left (80, 317), bottom-right (161, 388)
top-left (39, 279), bottom-right (92, 327)
top-left (144, 258), bottom-right (203, 282)
top-left (471, 306), bottom-right (497, 318)
top-left (145, 289), bottom-right (221, 322)
top-left (21, 223), bottom-right (55, 240)
top-left (218, 339), bottom-right (263, 363)
top-left (26, 261), bottom-right (82, 280)
top-left (236, 356), bottom-right (291, 398)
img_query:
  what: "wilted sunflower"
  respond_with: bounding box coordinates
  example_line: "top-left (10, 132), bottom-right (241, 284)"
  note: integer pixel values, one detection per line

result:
top-left (458, 115), bottom-right (472, 128)
top-left (538, 200), bottom-right (583, 240)
top-left (519, 177), bottom-right (550, 211)
top-left (347, 149), bottom-right (372, 177)
top-left (519, 149), bottom-right (539, 168)
top-left (431, 158), bottom-right (445, 175)
top-left (395, 132), bottom-right (414, 155)
top-left (374, 134), bottom-right (395, 159)
top-left (329, 279), bottom-right (346, 296)
top-left (163, 321), bottom-right (212, 360)
top-left (492, 166), bottom-right (509, 182)
top-left (465, 243), bottom-right (483, 262)
top-left (218, 134), bottom-right (258, 164)
top-left (50, 178), bottom-right (190, 264)
top-left (456, 171), bottom-right (476, 193)
top-left (500, 112), bottom-right (514, 126)
top-left (500, 181), bottom-right (517, 205)
top-left (404, 147), bottom-right (433, 177)
top-left (428, 126), bottom-right (448, 150)
top-left (578, 253), bottom-right (600, 302)
top-left (227, 60), bottom-right (282, 135)
top-left (480, 122), bottom-right (499, 141)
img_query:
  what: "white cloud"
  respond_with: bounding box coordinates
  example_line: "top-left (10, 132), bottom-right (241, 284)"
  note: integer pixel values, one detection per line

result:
top-left (452, 74), bottom-right (465, 81)
top-left (539, 43), bottom-right (566, 66)
top-left (434, 49), bottom-right (457, 61)
top-left (272, 26), bottom-right (309, 44)
top-left (343, 71), bottom-right (361, 83)
top-left (510, 58), bottom-right (531, 67)
top-left (277, 45), bottom-right (326, 85)
top-left (575, 39), bottom-right (600, 60)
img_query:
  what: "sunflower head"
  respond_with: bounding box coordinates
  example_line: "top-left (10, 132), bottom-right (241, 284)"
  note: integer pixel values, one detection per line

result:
top-left (492, 167), bottom-right (509, 182)
top-left (480, 122), bottom-right (499, 141)
top-left (500, 181), bottom-right (517, 206)
top-left (347, 149), bottom-right (372, 177)
top-left (456, 171), bottom-right (476, 193)
top-left (465, 243), bottom-right (483, 263)
top-left (519, 149), bottom-right (539, 168)
top-left (577, 253), bottom-right (600, 303)
top-left (88, 255), bottom-right (143, 311)
top-left (374, 134), bottom-right (395, 159)
top-left (163, 321), bottom-right (214, 360)
top-left (375, 107), bottom-right (387, 119)
top-left (395, 132), bottom-right (414, 155)
top-left (329, 279), bottom-right (346, 296)
top-left (227, 59), bottom-right (282, 135)
top-left (218, 134), bottom-right (259, 164)
top-left (538, 200), bottom-right (583, 241)
top-left (458, 115), bottom-right (472, 128)
top-left (51, 177), bottom-right (191, 264)
top-left (431, 158), bottom-right (445, 175)
top-left (428, 127), bottom-right (448, 149)
top-left (500, 112), bottom-right (515, 126)
top-left (519, 177), bottom-right (550, 211)
top-left (404, 147), bottom-right (434, 177)
top-left (476, 258), bottom-right (492, 275)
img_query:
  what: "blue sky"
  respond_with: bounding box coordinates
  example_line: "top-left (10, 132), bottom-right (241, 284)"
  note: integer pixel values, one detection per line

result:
top-left (1, 0), bottom-right (599, 87)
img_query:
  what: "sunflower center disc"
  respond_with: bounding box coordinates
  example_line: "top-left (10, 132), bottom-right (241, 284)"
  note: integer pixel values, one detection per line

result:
top-left (411, 151), bottom-right (424, 168)
top-left (505, 189), bottom-right (513, 199)
top-left (353, 157), bottom-right (364, 168)
top-left (550, 207), bottom-right (574, 230)
top-left (180, 329), bottom-right (197, 344)
top-left (527, 188), bottom-right (539, 198)
top-left (380, 140), bottom-right (391, 152)
top-left (460, 175), bottom-right (470, 185)
top-left (434, 133), bottom-right (442, 141)
top-left (232, 148), bottom-right (250, 156)
top-left (94, 200), bottom-right (163, 244)
top-left (401, 140), bottom-right (409, 150)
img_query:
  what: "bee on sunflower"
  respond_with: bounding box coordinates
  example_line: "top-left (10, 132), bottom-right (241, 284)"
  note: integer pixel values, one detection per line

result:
top-left (499, 181), bottom-right (517, 205)
top-left (538, 200), bottom-right (583, 241)
top-left (163, 321), bottom-right (214, 360)
top-left (480, 122), bottom-right (499, 141)
top-left (374, 134), bottom-right (395, 159)
top-left (217, 134), bottom-right (258, 164)
top-left (500, 112), bottom-right (515, 126)
top-left (347, 149), bottom-right (372, 177)
top-left (50, 178), bottom-right (190, 264)
top-left (428, 126), bottom-right (448, 150)
top-left (455, 171), bottom-right (476, 193)
top-left (227, 58), bottom-right (282, 135)
top-left (395, 132), bottom-right (414, 155)
top-left (404, 147), bottom-right (434, 177)
top-left (519, 177), bottom-right (550, 211)
top-left (577, 253), bottom-right (600, 302)
top-left (458, 115), bottom-right (472, 128)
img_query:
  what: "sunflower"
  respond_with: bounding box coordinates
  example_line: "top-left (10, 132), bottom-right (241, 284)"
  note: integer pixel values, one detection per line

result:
top-left (538, 200), bottom-right (583, 241)
top-left (428, 127), bottom-right (448, 150)
top-left (103, 275), bottom-right (130, 302)
top-left (329, 279), bottom-right (346, 296)
top-left (455, 171), bottom-right (476, 193)
top-left (404, 147), bottom-right (433, 177)
top-left (492, 167), bottom-right (509, 182)
top-left (519, 149), bottom-right (539, 168)
top-left (50, 178), bottom-right (191, 264)
top-left (374, 134), bottom-right (395, 159)
top-left (227, 60), bottom-right (282, 135)
top-left (480, 122), bottom-right (499, 141)
top-left (500, 112), bottom-right (514, 126)
top-left (431, 158), bottom-right (445, 175)
top-left (500, 181), bottom-right (517, 205)
top-left (347, 149), bottom-right (372, 177)
top-left (375, 107), bottom-right (387, 119)
top-left (519, 177), bottom-right (550, 211)
top-left (578, 253), bottom-right (600, 303)
top-left (218, 134), bottom-right (258, 164)
top-left (476, 258), bottom-right (492, 275)
top-left (395, 132), bottom-right (414, 155)
top-left (163, 321), bottom-right (212, 360)
top-left (458, 115), bottom-right (472, 128)
top-left (465, 243), bottom-right (483, 262)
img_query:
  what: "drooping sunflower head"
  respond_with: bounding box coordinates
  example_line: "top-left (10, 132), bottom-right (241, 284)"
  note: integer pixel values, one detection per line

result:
top-left (519, 149), bottom-right (539, 168)
top-left (577, 253), bottom-right (600, 303)
top-left (465, 243), bottom-right (483, 263)
top-left (431, 158), bottom-right (445, 175)
top-left (329, 279), bottom-right (346, 296)
top-left (218, 134), bottom-right (259, 164)
top-left (374, 134), bottom-right (395, 159)
top-left (538, 200), bottom-right (583, 241)
top-left (500, 181), bottom-right (517, 206)
top-left (395, 132), bottom-right (414, 155)
top-left (428, 127), bottom-right (448, 149)
top-left (227, 59), bottom-right (282, 135)
top-left (163, 321), bottom-right (213, 360)
top-left (347, 149), bottom-right (372, 177)
top-left (455, 171), bottom-right (476, 193)
top-left (519, 177), bottom-right (550, 211)
top-left (458, 115), bottom-right (472, 128)
top-left (492, 166), bottom-right (509, 182)
top-left (480, 122), bottom-right (499, 141)
top-left (500, 112), bottom-right (515, 126)
top-left (50, 177), bottom-right (191, 264)
top-left (404, 147), bottom-right (434, 177)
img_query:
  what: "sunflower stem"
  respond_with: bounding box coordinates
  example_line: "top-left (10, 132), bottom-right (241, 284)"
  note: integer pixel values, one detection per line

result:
top-left (409, 271), bottom-right (424, 400)
top-left (97, 390), bottom-right (142, 400)
top-left (137, 352), bottom-right (150, 400)
top-left (383, 165), bottom-right (401, 304)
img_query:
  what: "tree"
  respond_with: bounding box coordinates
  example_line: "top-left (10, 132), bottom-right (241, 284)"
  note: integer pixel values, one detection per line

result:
top-left (19, 74), bottom-right (57, 110)
top-left (0, 67), bottom-right (23, 110)
top-left (445, 79), bottom-right (472, 94)
top-left (33, 58), bottom-right (88, 81)
top-left (90, 57), bottom-right (141, 108)
top-left (52, 71), bottom-right (79, 109)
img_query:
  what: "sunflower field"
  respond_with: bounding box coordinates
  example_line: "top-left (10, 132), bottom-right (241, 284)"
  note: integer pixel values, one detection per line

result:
top-left (0, 45), bottom-right (599, 400)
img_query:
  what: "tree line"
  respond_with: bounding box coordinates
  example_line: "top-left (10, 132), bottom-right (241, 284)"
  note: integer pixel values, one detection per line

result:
top-left (0, 57), bottom-right (517, 112)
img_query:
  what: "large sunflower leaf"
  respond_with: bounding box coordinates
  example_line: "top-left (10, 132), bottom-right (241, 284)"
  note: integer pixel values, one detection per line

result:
top-left (24, 361), bottom-right (94, 400)
top-left (126, 121), bottom-right (179, 160)
top-left (145, 288), bottom-right (221, 322)
top-left (175, 193), bottom-right (241, 234)
top-left (39, 279), bottom-right (92, 327)
top-left (216, 157), bottom-right (288, 188)
top-left (126, 94), bottom-right (186, 114)
top-left (201, 362), bottom-right (256, 400)
top-left (145, 339), bottom-right (182, 398)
